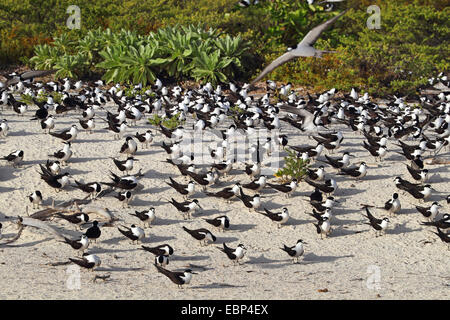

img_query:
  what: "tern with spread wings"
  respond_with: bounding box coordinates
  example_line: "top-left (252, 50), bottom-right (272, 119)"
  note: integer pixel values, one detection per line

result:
top-left (251, 10), bottom-right (348, 85)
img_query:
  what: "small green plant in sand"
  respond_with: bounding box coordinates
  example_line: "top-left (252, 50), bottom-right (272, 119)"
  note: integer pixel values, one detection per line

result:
top-left (228, 104), bottom-right (246, 122)
top-left (274, 148), bottom-right (310, 182)
top-left (20, 90), bottom-right (63, 105)
top-left (148, 112), bottom-right (184, 130)
top-left (124, 85), bottom-right (155, 98)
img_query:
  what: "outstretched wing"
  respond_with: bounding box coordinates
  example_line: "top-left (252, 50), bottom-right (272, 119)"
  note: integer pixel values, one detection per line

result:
top-left (6, 70), bottom-right (56, 86)
top-left (299, 10), bottom-right (348, 48)
top-left (251, 51), bottom-right (296, 85)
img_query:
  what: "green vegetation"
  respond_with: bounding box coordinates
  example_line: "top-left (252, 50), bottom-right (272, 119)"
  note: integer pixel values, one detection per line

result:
top-left (275, 148), bottom-right (310, 182)
top-left (20, 90), bottom-right (63, 105)
top-left (148, 113), bottom-right (184, 130)
top-left (28, 26), bottom-right (250, 85)
top-left (266, 1), bottom-right (450, 96)
top-left (1, 0), bottom-right (448, 95)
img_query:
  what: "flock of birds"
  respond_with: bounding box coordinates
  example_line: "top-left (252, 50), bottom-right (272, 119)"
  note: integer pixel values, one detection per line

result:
top-left (0, 6), bottom-right (449, 289)
top-left (0, 70), bottom-right (449, 288)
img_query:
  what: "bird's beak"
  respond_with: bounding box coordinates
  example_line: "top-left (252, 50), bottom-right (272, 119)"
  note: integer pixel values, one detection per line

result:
top-left (192, 272), bottom-right (199, 275)
top-left (303, 242), bottom-right (308, 245)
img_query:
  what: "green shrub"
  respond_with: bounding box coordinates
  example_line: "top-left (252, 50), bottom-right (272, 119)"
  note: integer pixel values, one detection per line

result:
top-left (2, 0), bottom-right (448, 95)
top-left (148, 113), bottom-right (184, 130)
top-left (263, 2), bottom-right (449, 96)
top-left (29, 25), bottom-right (251, 85)
top-left (275, 148), bottom-right (310, 182)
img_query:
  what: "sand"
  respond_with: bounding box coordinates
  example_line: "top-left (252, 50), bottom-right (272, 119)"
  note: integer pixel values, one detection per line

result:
top-left (0, 95), bottom-right (449, 300)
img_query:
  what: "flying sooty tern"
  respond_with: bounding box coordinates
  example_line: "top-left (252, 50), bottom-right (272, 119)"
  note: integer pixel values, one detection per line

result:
top-left (4, 70), bottom-right (56, 86)
top-left (250, 10), bottom-right (348, 85)
top-left (281, 239), bottom-right (306, 263)
top-left (278, 105), bottom-right (328, 133)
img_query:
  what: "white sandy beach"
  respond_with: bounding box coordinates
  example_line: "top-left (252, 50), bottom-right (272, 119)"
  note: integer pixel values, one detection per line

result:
top-left (0, 97), bottom-right (449, 300)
